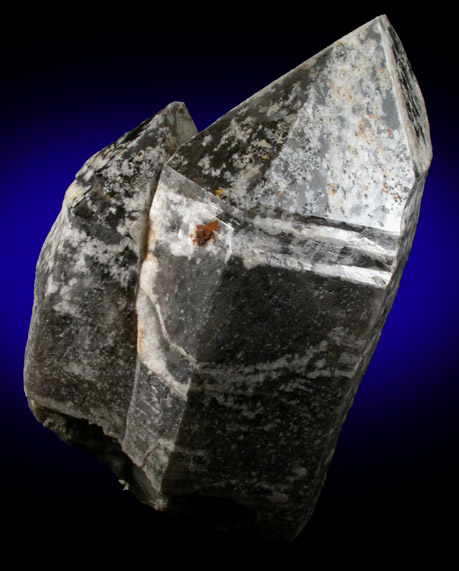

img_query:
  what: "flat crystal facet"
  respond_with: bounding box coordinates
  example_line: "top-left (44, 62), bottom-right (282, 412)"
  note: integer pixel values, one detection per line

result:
top-left (24, 15), bottom-right (432, 541)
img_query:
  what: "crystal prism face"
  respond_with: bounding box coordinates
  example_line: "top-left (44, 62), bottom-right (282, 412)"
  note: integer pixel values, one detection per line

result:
top-left (24, 15), bottom-right (432, 542)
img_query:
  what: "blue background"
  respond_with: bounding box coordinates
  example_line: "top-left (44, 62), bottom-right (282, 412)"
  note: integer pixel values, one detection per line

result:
top-left (1, 6), bottom-right (457, 563)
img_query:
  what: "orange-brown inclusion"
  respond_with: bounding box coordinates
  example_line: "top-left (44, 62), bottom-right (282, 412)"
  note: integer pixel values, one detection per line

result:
top-left (192, 219), bottom-right (221, 246)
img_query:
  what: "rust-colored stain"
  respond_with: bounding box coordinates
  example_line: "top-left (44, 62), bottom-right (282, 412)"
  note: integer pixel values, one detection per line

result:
top-left (214, 188), bottom-right (224, 197)
top-left (357, 120), bottom-right (367, 136)
top-left (381, 172), bottom-right (389, 193)
top-left (192, 219), bottom-right (221, 246)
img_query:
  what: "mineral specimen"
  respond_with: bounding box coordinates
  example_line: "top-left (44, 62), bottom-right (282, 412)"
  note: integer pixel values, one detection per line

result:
top-left (24, 15), bottom-right (432, 541)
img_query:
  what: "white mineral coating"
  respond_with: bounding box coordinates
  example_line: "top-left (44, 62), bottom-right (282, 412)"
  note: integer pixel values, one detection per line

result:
top-left (123, 15), bottom-right (431, 540)
top-left (24, 102), bottom-right (198, 447)
top-left (24, 14), bottom-right (432, 543)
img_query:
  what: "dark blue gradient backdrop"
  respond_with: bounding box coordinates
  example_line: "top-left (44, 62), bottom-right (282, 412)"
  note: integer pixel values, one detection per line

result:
top-left (1, 8), bottom-right (457, 560)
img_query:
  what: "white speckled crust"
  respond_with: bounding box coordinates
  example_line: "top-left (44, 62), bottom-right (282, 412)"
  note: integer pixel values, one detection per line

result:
top-left (125, 15), bottom-right (432, 540)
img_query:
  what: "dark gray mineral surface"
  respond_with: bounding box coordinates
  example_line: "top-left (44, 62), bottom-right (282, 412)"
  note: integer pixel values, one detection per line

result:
top-left (24, 15), bottom-right (432, 541)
